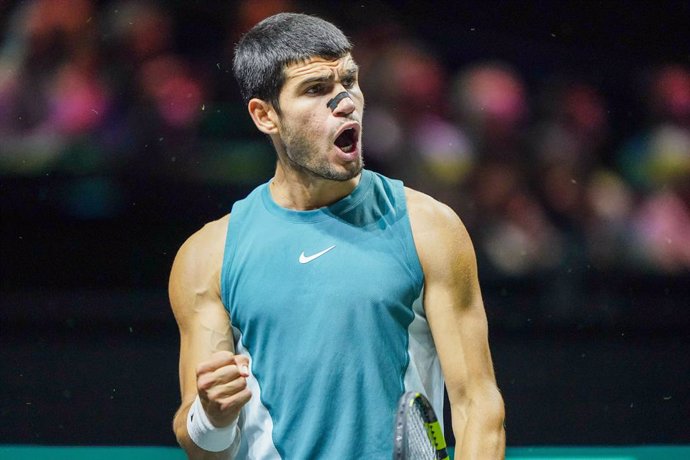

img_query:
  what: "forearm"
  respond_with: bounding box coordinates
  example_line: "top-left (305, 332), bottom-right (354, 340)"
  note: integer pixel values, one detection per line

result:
top-left (173, 404), bottom-right (238, 460)
top-left (451, 387), bottom-right (506, 460)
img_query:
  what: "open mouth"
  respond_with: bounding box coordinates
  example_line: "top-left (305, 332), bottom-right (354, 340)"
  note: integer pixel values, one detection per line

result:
top-left (334, 127), bottom-right (358, 153)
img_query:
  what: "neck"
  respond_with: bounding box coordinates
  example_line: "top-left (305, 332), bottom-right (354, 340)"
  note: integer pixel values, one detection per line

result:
top-left (269, 164), bottom-right (361, 210)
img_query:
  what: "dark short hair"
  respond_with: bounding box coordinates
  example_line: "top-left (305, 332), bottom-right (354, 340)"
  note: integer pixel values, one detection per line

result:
top-left (233, 13), bottom-right (352, 111)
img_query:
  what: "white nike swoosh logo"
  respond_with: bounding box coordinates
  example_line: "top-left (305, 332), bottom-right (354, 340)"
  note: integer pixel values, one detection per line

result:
top-left (299, 245), bottom-right (336, 264)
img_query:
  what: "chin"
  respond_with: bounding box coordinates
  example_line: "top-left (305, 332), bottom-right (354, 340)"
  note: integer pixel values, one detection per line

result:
top-left (339, 156), bottom-right (364, 180)
top-left (319, 160), bottom-right (363, 182)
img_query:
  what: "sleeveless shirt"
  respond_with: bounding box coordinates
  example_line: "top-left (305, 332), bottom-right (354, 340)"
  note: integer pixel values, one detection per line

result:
top-left (220, 169), bottom-right (444, 459)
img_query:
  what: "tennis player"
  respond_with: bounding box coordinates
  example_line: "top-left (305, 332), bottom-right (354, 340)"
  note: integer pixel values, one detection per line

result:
top-left (170, 12), bottom-right (505, 459)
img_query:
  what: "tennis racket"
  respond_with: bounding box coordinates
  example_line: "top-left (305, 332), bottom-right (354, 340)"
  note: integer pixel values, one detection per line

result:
top-left (392, 391), bottom-right (449, 460)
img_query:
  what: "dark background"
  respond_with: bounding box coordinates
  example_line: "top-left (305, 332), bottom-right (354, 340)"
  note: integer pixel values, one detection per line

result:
top-left (2, 0), bottom-right (690, 448)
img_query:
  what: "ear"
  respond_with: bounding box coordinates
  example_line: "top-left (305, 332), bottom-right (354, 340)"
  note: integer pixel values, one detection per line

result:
top-left (248, 98), bottom-right (279, 135)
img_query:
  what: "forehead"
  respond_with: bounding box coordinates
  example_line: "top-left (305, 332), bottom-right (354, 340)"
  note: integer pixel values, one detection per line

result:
top-left (283, 54), bottom-right (357, 81)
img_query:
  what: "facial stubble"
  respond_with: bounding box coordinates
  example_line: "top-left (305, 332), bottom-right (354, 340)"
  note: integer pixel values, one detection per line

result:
top-left (279, 120), bottom-right (363, 182)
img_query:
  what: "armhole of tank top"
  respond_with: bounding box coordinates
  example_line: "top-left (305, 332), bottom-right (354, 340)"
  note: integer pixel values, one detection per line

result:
top-left (219, 205), bottom-right (240, 315)
top-left (394, 180), bottom-right (425, 294)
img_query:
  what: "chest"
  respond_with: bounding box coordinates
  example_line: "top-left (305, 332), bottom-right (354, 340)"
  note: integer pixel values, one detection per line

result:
top-left (225, 218), bottom-right (421, 340)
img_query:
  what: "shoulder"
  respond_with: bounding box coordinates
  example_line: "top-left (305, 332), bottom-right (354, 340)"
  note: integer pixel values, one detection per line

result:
top-left (175, 214), bottom-right (230, 268)
top-left (169, 214), bottom-right (230, 307)
top-left (404, 187), bottom-right (467, 241)
top-left (404, 187), bottom-right (476, 277)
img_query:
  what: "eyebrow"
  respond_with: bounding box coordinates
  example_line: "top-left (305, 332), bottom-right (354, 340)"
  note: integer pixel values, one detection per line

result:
top-left (294, 65), bottom-right (360, 89)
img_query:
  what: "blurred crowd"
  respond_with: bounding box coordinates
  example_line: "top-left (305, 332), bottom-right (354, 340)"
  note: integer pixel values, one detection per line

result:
top-left (1, 0), bottom-right (689, 278)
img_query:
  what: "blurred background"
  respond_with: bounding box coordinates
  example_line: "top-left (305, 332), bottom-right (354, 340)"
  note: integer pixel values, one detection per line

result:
top-left (1, 0), bottom-right (689, 450)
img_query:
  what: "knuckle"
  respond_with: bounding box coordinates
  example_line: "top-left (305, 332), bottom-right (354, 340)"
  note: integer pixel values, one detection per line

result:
top-left (215, 350), bottom-right (234, 361)
top-left (197, 374), bottom-right (213, 390)
top-left (239, 388), bottom-right (252, 403)
top-left (206, 387), bottom-right (222, 403)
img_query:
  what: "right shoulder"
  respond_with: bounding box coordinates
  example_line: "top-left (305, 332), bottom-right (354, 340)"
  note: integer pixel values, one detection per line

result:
top-left (168, 214), bottom-right (231, 315)
top-left (174, 214), bottom-right (230, 270)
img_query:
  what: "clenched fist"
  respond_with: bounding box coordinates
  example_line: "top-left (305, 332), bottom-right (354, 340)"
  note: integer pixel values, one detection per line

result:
top-left (196, 351), bottom-right (252, 428)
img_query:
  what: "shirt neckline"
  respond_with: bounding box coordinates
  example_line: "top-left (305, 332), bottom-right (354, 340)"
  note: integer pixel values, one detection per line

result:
top-left (261, 169), bottom-right (374, 223)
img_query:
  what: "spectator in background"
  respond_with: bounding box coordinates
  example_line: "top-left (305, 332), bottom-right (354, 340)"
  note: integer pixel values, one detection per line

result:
top-left (447, 62), bottom-right (565, 278)
top-left (0, 0), bottom-right (686, 278)
top-left (468, 159), bottom-right (564, 277)
top-left (451, 62), bottom-right (528, 164)
top-left (361, 38), bottom-right (474, 213)
top-left (618, 65), bottom-right (690, 272)
top-left (530, 80), bottom-right (611, 265)
top-left (102, 0), bottom-right (207, 177)
top-left (0, 0), bottom-right (111, 173)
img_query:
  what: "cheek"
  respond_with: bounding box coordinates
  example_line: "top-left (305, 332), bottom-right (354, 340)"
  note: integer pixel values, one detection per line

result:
top-left (280, 101), bottom-right (333, 142)
top-left (286, 101), bottom-right (321, 125)
top-left (301, 110), bottom-right (330, 138)
top-left (350, 87), bottom-right (365, 107)
top-left (283, 111), bottom-right (327, 144)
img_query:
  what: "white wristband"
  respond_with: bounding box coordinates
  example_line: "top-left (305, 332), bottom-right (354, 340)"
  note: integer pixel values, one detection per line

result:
top-left (187, 395), bottom-right (239, 452)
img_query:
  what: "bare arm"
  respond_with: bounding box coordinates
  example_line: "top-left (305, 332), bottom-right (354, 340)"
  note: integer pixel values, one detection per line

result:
top-left (169, 216), bottom-right (251, 459)
top-left (407, 189), bottom-right (506, 459)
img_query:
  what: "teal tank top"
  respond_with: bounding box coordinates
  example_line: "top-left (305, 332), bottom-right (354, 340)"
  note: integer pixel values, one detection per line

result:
top-left (220, 169), bottom-right (444, 459)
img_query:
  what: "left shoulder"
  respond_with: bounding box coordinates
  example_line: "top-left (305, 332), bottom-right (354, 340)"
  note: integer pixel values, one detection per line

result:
top-left (404, 187), bottom-right (476, 273)
top-left (404, 187), bottom-right (467, 238)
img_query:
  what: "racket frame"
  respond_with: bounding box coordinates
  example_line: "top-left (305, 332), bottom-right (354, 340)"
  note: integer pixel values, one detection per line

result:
top-left (392, 391), bottom-right (449, 460)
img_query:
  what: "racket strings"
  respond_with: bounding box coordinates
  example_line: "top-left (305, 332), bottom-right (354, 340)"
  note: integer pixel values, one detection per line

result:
top-left (405, 402), bottom-right (436, 459)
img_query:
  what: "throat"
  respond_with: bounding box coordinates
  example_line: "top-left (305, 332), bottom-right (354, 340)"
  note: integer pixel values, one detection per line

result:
top-left (269, 170), bottom-right (361, 210)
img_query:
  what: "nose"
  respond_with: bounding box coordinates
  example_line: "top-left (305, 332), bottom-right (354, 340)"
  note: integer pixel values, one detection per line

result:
top-left (330, 92), bottom-right (355, 116)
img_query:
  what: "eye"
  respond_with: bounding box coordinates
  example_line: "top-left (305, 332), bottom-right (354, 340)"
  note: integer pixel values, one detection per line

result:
top-left (342, 77), bottom-right (356, 88)
top-left (306, 84), bottom-right (325, 95)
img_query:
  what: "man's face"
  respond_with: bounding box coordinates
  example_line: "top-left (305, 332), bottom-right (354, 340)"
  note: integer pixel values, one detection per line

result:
top-left (274, 53), bottom-right (364, 181)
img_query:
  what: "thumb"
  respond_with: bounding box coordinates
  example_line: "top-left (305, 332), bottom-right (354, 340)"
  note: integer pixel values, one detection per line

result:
top-left (235, 354), bottom-right (250, 377)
